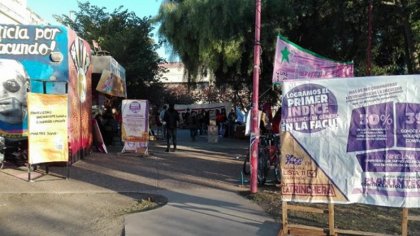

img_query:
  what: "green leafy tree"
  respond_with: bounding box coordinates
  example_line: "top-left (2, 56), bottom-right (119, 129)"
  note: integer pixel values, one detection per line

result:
top-left (55, 1), bottom-right (167, 104)
top-left (155, 0), bottom-right (419, 106)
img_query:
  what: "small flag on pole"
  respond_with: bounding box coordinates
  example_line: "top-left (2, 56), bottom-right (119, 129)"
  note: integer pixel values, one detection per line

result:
top-left (92, 40), bottom-right (100, 50)
top-left (272, 35), bottom-right (354, 85)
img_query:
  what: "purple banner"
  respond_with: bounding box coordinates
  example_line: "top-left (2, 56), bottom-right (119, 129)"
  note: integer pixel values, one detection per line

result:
top-left (281, 83), bottom-right (338, 133)
top-left (347, 102), bottom-right (394, 152)
top-left (396, 103), bottom-right (420, 148)
top-left (272, 35), bottom-right (354, 83)
top-left (356, 150), bottom-right (420, 172)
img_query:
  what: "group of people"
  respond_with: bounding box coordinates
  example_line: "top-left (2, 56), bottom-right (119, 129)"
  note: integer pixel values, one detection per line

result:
top-left (182, 108), bottom-right (210, 141)
top-left (154, 104), bottom-right (239, 152)
top-left (216, 108), bottom-right (238, 138)
top-left (94, 107), bottom-right (122, 147)
top-left (94, 102), bottom-right (281, 153)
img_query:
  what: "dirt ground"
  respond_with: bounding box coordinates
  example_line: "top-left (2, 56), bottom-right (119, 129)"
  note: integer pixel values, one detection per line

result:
top-left (0, 192), bottom-right (127, 236)
top-left (0, 132), bottom-right (248, 236)
top-left (0, 191), bottom-right (168, 236)
top-left (244, 185), bottom-right (420, 236)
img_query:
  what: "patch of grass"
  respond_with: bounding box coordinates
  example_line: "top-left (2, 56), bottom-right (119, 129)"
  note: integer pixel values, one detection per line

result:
top-left (120, 194), bottom-right (167, 215)
top-left (122, 198), bottom-right (158, 214)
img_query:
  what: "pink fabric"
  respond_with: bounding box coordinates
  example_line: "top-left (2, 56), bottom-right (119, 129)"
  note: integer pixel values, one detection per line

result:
top-left (272, 36), bottom-right (354, 84)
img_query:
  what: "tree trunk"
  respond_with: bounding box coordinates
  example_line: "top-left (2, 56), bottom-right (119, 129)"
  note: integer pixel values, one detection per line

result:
top-left (400, 0), bottom-right (418, 73)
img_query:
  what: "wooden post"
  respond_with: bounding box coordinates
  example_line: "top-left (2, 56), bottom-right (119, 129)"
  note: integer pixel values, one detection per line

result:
top-left (282, 201), bottom-right (288, 235)
top-left (328, 203), bottom-right (335, 236)
top-left (402, 208), bottom-right (408, 236)
top-left (27, 163), bottom-right (31, 182)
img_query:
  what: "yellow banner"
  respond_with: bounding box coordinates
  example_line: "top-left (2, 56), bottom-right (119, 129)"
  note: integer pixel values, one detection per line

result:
top-left (28, 93), bottom-right (68, 164)
top-left (281, 132), bottom-right (347, 202)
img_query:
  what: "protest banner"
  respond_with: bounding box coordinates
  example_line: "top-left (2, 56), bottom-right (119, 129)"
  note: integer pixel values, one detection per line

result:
top-left (27, 93), bottom-right (68, 164)
top-left (272, 34), bottom-right (354, 84)
top-left (281, 74), bottom-right (420, 208)
top-left (121, 99), bottom-right (149, 154)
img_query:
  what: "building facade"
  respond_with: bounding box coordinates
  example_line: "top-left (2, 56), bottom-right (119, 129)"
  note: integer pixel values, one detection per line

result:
top-left (0, 0), bottom-right (44, 25)
top-left (158, 62), bottom-right (213, 88)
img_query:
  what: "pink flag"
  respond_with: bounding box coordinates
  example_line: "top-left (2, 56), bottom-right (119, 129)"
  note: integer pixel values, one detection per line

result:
top-left (272, 35), bottom-right (354, 84)
top-left (92, 40), bottom-right (99, 50)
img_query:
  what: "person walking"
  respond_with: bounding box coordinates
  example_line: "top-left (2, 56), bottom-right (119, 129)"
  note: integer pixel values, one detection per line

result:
top-left (163, 103), bottom-right (180, 152)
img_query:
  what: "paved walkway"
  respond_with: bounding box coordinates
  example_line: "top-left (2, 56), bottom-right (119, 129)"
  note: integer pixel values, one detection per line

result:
top-left (125, 189), bottom-right (279, 236)
top-left (124, 129), bottom-right (280, 236)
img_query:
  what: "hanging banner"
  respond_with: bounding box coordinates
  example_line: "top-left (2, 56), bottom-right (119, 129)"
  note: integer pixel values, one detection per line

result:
top-left (281, 74), bottom-right (420, 208)
top-left (121, 99), bottom-right (149, 153)
top-left (28, 93), bottom-right (68, 164)
top-left (96, 69), bottom-right (126, 98)
top-left (272, 35), bottom-right (354, 84)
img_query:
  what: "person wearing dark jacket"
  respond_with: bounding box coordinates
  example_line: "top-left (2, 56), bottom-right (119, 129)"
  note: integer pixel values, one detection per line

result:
top-left (189, 110), bottom-right (199, 141)
top-left (163, 103), bottom-right (180, 152)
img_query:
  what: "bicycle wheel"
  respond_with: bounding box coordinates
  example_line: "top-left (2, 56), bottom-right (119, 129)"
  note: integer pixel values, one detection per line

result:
top-left (273, 164), bottom-right (281, 184)
top-left (242, 153), bottom-right (250, 175)
top-left (258, 154), bottom-right (269, 186)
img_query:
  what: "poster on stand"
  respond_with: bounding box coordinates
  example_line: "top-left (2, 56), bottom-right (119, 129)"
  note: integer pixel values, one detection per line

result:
top-left (121, 99), bottom-right (149, 154)
top-left (28, 93), bottom-right (68, 164)
top-left (281, 74), bottom-right (420, 208)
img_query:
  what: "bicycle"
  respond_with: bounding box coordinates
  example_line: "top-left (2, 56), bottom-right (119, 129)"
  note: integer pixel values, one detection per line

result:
top-left (0, 137), bottom-right (28, 168)
top-left (242, 132), bottom-right (281, 186)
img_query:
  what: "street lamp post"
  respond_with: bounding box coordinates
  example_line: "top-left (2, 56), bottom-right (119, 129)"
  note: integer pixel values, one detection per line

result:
top-left (250, 0), bottom-right (261, 193)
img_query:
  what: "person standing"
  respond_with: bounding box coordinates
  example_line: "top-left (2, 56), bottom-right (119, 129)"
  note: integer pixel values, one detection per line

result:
top-left (183, 108), bottom-right (191, 128)
top-left (227, 108), bottom-right (237, 138)
top-left (163, 103), bottom-right (180, 152)
top-left (198, 109), bottom-right (206, 135)
top-left (159, 105), bottom-right (167, 139)
top-left (102, 109), bottom-right (116, 146)
top-left (218, 108), bottom-right (227, 137)
top-left (272, 108), bottom-right (281, 134)
top-left (189, 110), bottom-right (199, 141)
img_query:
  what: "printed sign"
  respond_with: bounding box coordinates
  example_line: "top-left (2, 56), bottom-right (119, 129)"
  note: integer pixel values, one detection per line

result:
top-left (0, 25), bottom-right (61, 56)
top-left (272, 35), bottom-right (354, 84)
top-left (121, 99), bottom-right (149, 153)
top-left (28, 93), bottom-right (68, 164)
top-left (281, 74), bottom-right (420, 207)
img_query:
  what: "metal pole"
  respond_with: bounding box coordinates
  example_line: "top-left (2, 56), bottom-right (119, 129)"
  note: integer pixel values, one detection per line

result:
top-left (250, 0), bottom-right (261, 193)
top-left (366, 0), bottom-right (373, 75)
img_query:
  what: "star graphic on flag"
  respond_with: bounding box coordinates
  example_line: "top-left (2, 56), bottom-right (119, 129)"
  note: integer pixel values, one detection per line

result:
top-left (281, 46), bottom-right (290, 63)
